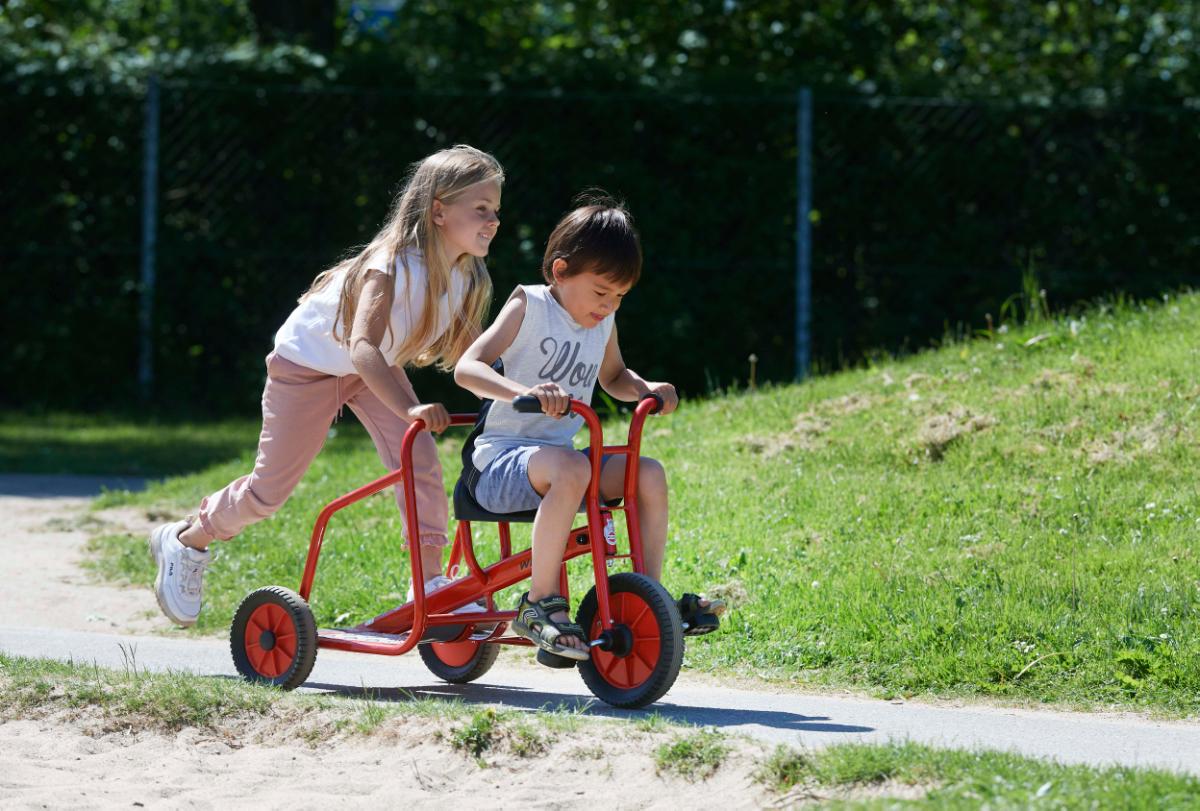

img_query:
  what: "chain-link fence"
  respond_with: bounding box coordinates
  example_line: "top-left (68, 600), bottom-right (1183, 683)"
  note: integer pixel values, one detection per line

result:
top-left (810, 96), bottom-right (1200, 362)
top-left (4, 78), bottom-right (1198, 412)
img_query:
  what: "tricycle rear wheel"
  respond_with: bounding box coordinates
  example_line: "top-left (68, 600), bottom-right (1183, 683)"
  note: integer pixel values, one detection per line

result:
top-left (230, 586), bottom-right (317, 690)
top-left (418, 639), bottom-right (500, 683)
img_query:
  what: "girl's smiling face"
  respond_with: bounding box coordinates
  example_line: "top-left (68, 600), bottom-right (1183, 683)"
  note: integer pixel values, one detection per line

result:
top-left (433, 180), bottom-right (501, 261)
top-left (548, 259), bottom-right (631, 328)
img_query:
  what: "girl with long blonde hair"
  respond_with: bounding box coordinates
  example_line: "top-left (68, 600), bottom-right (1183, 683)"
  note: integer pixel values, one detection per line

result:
top-left (148, 144), bottom-right (504, 628)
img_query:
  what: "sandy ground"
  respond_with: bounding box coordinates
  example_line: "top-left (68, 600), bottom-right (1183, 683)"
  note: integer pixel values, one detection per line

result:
top-left (0, 713), bottom-right (772, 810)
top-left (0, 475), bottom-right (161, 634)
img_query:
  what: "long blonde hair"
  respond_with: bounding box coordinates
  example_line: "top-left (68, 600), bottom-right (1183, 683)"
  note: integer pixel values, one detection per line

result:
top-left (303, 144), bottom-right (503, 370)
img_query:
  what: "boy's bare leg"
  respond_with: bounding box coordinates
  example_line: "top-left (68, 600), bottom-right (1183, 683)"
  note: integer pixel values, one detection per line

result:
top-left (527, 447), bottom-right (591, 654)
top-left (598, 456), bottom-right (668, 580)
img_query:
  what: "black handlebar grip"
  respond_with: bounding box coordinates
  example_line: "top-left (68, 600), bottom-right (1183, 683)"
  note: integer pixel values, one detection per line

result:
top-left (641, 393), bottom-right (665, 413)
top-left (512, 395), bottom-right (545, 413)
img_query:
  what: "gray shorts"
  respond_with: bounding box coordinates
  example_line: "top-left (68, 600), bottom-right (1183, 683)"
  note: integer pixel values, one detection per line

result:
top-left (474, 445), bottom-right (614, 515)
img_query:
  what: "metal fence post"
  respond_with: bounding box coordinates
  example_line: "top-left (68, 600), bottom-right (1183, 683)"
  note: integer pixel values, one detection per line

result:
top-left (795, 87), bottom-right (813, 381)
top-left (138, 75), bottom-right (160, 402)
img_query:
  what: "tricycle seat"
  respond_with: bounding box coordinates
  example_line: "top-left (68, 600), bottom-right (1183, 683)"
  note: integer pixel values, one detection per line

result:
top-left (453, 478), bottom-right (539, 523)
top-left (452, 479), bottom-right (621, 524)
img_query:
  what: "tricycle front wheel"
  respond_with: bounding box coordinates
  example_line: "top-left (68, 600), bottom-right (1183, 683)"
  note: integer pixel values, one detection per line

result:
top-left (576, 572), bottom-right (684, 709)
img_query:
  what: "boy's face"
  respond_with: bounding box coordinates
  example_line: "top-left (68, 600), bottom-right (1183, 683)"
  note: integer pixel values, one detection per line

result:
top-left (550, 261), bottom-right (632, 328)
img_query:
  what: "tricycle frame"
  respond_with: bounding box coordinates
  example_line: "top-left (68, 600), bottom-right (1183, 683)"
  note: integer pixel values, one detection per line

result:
top-left (295, 396), bottom-right (660, 657)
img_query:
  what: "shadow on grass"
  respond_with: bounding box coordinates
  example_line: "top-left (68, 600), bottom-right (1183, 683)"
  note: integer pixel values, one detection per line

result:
top-left (0, 435), bottom-right (258, 478)
top-left (301, 680), bottom-right (876, 736)
top-left (0, 413), bottom-right (377, 478)
top-left (0, 473), bottom-right (150, 498)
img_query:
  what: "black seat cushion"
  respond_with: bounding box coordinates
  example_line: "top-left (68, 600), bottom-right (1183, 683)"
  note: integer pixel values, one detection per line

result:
top-left (453, 478), bottom-right (539, 524)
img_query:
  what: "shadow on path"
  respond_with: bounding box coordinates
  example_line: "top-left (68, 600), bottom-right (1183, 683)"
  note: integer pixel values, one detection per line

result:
top-left (300, 679), bottom-right (876, 735)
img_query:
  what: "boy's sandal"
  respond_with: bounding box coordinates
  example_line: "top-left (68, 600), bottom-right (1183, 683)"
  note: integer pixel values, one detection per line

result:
top-left (678, 593), bottom-right (726, 636)
top-left (513, 593), bottom-right (591, 662)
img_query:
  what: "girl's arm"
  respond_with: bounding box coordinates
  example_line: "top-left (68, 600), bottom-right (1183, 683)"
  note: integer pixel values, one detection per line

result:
top-left (454, 288), bottom-right (572, 417)
top-left (597, 324), bottom-right (679, 415)
top-left (349, 269), bottom-right (450, 432)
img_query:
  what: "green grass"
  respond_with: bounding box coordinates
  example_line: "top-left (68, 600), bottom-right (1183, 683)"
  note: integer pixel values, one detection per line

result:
top-left (78, 289), bottom-right (1200, 714)
top-left (0, 652), bottom-right (536, 739)
top-left (754, 741), bottom-right (1200, 808)
top-left (0, 651), bottom-right (277, 731)
top-left (655, 727), bottom-right (729, 780)
top-left (450, 706), bottom-right (505, 757)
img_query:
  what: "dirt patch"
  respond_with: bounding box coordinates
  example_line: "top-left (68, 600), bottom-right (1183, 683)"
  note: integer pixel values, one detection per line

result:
top-left (1070, 353), bottom-right (1097, 377)
top-left (706, 578), bottom-right (749, 610)
top-left (1004, 363), bottom-right (1135, 402)
top-left (1031, 369), bottom-right (1080, 390)
top-left (818, 393), bottom-right (879, 416)
top-left (904, 373), bottom-right (934, 390)
top-left (741, 413), bottom-right (831, 458)
top-left (0, 708), bottom-right (772, 809)
top-left (1079, 413), bottom-right (1181, 466)
top-left (1034, 418), bottom-right (1084, 444)
top-left (0, 489), bottom-right (161, 635)
top-left (916, 407), bottom-right (998, 461)
top-left (961, 542), bottom-right (1007, 561)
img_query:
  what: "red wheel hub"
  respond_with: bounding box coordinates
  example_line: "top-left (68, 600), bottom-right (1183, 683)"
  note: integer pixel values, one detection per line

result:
top-left (430, 641), bottom-right (479, 668)
top-left (588, 592), bottom-right (661, 689)
top-left (244, 603), bottom-right (297, 678)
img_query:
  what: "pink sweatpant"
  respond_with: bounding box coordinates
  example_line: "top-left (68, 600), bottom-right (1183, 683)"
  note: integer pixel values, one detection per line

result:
top-left (197, 351), bottom-right (450, 547)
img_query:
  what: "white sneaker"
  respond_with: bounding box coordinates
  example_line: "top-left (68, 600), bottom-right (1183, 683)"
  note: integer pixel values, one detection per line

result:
top-left (407, 574), bottom-right (487, 614)
top-left (148, 521), bottom-right (211, 627)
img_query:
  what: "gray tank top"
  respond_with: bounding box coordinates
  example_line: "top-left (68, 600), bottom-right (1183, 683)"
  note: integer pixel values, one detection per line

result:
top-left (472, 284), bottom-right (615, 469)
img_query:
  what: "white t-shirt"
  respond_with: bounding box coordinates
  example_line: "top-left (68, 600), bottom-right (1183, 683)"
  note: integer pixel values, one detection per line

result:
top-left (273, 248), bottom-right (467, 376)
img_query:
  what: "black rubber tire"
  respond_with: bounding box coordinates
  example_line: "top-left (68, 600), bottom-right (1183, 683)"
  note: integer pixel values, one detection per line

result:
top-left (576, 572), bottom-right (684, 709)
top-left (230, 586), bottom-right (317, 691)
top-left (418, 640), bottom-right (501, 684)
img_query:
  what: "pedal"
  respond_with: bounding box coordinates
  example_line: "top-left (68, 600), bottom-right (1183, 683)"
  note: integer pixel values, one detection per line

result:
top-left (536, 649), bottom-right (578, 669)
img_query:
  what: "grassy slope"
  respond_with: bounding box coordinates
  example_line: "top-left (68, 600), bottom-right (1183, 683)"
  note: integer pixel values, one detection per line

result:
top-left (89, 292), bottom-right (1200, 712)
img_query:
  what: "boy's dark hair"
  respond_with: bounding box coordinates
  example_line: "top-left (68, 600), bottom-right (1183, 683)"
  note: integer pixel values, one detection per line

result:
top-left (541, 191), bottom-right (642, 287)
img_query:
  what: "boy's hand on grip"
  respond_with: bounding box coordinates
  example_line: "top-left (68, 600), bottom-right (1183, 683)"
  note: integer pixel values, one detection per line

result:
top-left (525, 382), bottom-right (571, 419)
top-left (646, 382), bottom-right (679, 415)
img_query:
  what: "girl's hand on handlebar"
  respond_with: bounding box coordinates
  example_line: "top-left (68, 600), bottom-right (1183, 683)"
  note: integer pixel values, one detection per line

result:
top-left (646, 382), bottom-right (679, 415)
top-left (524, 383), bottom-right (571, 419)
top-left (407, 402), bottom-right (451, 433)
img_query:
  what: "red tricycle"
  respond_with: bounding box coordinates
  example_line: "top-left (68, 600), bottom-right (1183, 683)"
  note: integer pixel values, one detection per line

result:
top-left (229, 393), bottom-right (687, 708)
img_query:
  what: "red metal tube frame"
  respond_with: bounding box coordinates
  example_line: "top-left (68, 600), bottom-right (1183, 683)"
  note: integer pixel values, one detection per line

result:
top-left (298, 396), bottom-right (663, 656)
